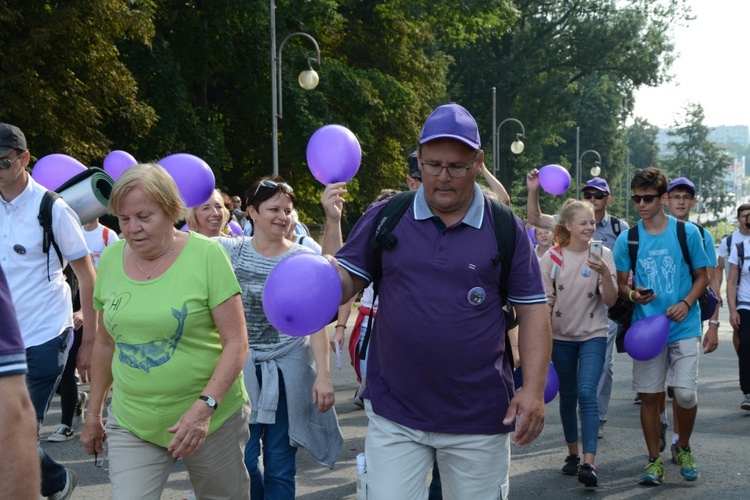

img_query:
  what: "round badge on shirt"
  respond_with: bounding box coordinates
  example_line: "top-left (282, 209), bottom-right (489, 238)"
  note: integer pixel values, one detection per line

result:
top-left (467, 287), bottom-right (486, 305)
top-left (581, 267), bottom-right (592, 278)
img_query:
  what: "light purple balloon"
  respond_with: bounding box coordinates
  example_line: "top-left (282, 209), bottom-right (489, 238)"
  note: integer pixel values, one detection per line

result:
top-left (103, 150), bottom-right (138, 181)
top-left (228, 220), bottom-right (242, 236)
top-left (538, 164), bottom-right (571, 195)
top-left (263, 252), bottom-right (342, 337)
top-left (157, 153), bottom-right (216, 208)
top-left (625, 314), bottom-right (669, 361)
top-left (31, 154), bottom-right (88, 190)
top-left (306, 124), bottom-right (362, 184)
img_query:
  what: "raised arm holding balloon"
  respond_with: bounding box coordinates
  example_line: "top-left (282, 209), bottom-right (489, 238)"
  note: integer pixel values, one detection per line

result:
top-left (215, 176), bottom-right (343, 499)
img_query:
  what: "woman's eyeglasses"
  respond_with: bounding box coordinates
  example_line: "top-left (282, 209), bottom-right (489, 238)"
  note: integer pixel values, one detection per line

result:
top-left (252, 180), bottom-right (293, 199)
top-left (583, 192), bottom-right (607, 200)
top-left (631, 194), bottom-right (661, 204)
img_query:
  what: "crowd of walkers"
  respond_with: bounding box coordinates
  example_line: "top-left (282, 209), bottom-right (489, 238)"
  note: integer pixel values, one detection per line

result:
top-left (1, 104), bottom-right (748, 500)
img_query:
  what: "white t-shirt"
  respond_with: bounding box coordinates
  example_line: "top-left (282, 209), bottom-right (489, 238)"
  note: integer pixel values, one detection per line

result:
top-left (728, 238), bottom-right (750, 310)
top-left (719, 230), bottom-right (750, 280)
top-left (0, 176), bottom-right (89, 347)
top-left (83, 223), bottom-right (119, 268)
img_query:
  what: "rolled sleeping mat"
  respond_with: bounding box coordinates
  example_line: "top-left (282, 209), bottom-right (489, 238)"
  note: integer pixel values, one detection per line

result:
top-left (56, 167), bottom-right (114, 225)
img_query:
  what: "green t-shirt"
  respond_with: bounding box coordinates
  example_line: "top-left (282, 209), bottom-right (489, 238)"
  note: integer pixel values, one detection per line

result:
top-left (94, 232), bottom-right (246, 447)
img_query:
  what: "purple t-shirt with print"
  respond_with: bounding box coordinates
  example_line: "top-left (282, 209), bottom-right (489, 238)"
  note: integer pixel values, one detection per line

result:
top-left (0, 265), bottom-right (27, 377)
top-left (336, 186), bottom-right (545, 435)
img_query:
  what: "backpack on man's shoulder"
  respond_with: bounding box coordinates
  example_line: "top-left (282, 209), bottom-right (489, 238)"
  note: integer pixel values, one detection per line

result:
top-left (360, 190), bottom-right (519, 367)
top-left (38, 190), bottom-right (78, 297)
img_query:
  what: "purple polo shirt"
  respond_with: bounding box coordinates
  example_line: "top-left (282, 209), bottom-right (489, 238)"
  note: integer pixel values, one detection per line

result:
top-left (0, 265), bottom-right (27, 377)
top-left (337, 185), bottom-right (545, 435)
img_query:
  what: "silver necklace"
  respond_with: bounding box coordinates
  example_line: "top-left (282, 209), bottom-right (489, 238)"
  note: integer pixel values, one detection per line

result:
top-left (134, 239), bottom-right (175, 279)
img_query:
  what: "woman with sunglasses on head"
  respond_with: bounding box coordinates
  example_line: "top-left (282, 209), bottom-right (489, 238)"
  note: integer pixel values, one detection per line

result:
top-left (215, 176), bottom-right (343, 500)
top-left (539, 199), bottom-right (618, 488)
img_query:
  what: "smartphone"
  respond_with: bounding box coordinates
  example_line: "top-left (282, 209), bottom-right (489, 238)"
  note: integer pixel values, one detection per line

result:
top-left (640, 288), bottom-right (654, 297)
top-left (589, 240), bottom-right (603, 258)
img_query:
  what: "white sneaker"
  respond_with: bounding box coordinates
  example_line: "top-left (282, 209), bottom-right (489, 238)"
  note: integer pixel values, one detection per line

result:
top-left (742, 394), bottom-right (750, 411)
top-left (47, 468), bottom-right (77, 500)
top-left (47, 425), bottom-right (74, 442)
top-left (73, 391), bottom-right (88, 428)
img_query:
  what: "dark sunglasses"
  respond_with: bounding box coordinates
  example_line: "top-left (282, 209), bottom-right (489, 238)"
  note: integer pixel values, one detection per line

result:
top-left (0, 153), bottom-right (22, 170)
top-left (631, 194), bottom-right (661, 204)
top-left (583, 192), bottom-right (607, 200)
top-left (252, 180), bottom-right (293, 199)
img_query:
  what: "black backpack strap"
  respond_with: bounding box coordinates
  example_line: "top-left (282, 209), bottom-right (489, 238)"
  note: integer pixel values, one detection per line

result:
top-left (360, 191), bottom-right (417, 359)
top-left (627, 225), bottom-right (638, 273)
top-left (737, 241), bottom-right (745, 287)
top-left (610, 215), bottom-right (622, 237)
top-left (676, 220), bottom-right (693, 275)
top-left (488, 198), bottom-right (517, 369)
top-left (726, 233), bottom-right (733, 256)
top-left (38, 191), bottom-right (63, 281)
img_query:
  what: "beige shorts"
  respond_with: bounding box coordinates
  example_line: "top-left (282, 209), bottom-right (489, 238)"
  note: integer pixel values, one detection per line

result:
top-left (632, 337), bottom-right (700, 393)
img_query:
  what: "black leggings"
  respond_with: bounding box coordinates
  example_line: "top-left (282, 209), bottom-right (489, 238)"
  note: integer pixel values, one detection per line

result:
top-left (738, 310), bottom-right (750, 394)
top-left (56, 327), bottom-right (82, 426)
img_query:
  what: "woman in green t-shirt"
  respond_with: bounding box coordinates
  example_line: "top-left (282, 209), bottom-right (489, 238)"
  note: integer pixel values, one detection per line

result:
top-left (82, 164), bottom-right (251, 499)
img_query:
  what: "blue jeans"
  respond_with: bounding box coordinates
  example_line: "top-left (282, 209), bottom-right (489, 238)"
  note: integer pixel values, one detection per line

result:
top-left (596, 318), bottom-right (619, 421)
top-left (245, 365), bottom-right (297, 500)
top-left (26, 328), bottom-right (72, 497)
top-left (552, 337), bottom-right (606, 456)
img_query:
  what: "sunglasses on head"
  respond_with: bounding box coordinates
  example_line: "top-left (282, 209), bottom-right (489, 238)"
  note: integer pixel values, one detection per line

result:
top-left (252, 179), bottom-right (293, 199)
top-left (631, 194), bottom-right (661, 204)
top-left (583, 192), bottom-right (607, 200)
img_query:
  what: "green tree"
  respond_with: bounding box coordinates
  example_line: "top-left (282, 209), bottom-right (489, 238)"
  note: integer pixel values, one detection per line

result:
top-left (447, 0), bottom-right (690, 197)
top-left (0, 1), bottom-right (157, 163)
top-left (666, 103), bottom-right (733, 218)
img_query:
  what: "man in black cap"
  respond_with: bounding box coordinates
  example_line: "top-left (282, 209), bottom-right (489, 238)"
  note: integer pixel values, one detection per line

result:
top-left (0, 123), bottom-right (97, 500)
top-left (526, 173), bottom-right (629, 438)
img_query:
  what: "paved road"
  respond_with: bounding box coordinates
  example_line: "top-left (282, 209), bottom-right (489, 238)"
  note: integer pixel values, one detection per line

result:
top-left (41, 304), bottom-right (749, 499)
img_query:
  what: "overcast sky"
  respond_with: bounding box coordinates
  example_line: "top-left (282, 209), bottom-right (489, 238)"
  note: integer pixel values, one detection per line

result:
top-left (632, 0), bottom-right (750, 128)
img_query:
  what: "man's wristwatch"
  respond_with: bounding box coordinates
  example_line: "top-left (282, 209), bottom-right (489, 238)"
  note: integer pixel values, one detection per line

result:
top-left (199, 395), bottom-right (218, 410)
top-left (708, 320), bottom-right (720, 327)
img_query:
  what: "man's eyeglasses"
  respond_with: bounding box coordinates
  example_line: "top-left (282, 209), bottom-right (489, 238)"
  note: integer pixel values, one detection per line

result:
top-left (410, 175), bottom-right (422, 182)
top-left (668, 195), bottom-right (693, 202)
top-left (583, 192), bottom-right (607, 200)
top-left (0, 153), bottom-right (22, 170)
top-left (631, 194), bottom-right (661, 204)
top-left (252, 180), bottom-right (294, 199)
top-left (420, 151), bottom-right (479, 178)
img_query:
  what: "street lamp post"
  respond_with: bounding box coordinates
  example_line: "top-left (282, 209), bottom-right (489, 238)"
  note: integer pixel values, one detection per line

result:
top-left (625, 147), bottom-right (630, 221)
top-left (270, 0), bottom-right (321, 175)
top-left (577, 149), bottom-right (602, 196)
top-left (491, 87), bottom-right (525, 178)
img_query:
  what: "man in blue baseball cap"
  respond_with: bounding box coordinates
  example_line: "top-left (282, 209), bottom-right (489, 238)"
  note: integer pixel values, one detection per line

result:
top-left (329, 103), bottom-right (551, 499)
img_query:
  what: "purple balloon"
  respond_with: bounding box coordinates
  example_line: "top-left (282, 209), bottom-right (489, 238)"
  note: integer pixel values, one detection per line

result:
top-left (103, 150), bottom-right (137, 181)
top-left (512, 363), bottom-right (559, 404)
top-left (228, 220), bottom-right (242, 236)
top-left (545, 363), bottom-right (559, 404)
top-left (158, 153), bottom-right (216, 208)
top-left (527, 227), bottom-right (538, 246)
top-left (538, 164), bottom-right (571, 195)
top-left (625, 314), bottom-right (669, 361)
top-left (32, 154), bottom-right (87, 190)
top-left (306, 124), bottom-right (362, 184)
top-left (263, 252), bottom-right (343, 337)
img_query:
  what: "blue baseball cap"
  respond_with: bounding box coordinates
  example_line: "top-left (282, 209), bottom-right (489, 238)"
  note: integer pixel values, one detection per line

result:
top-left (581, 177), bottom-right (610, 194)
top-left (419, 103), bottom-right (480, 149)
top-left (668, 177), bottom-right (695, 195)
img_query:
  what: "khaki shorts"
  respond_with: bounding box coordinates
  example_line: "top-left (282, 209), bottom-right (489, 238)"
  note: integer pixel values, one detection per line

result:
top-left (632, 337), bottom-right (700, 393)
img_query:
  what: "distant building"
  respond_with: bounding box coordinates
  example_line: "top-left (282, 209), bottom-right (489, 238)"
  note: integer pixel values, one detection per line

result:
top-left (656, 125), bottom-right (749, 159)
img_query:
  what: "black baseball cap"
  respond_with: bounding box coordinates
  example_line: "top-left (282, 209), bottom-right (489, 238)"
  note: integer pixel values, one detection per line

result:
top-left (0, 124), bottom-right (27, 156)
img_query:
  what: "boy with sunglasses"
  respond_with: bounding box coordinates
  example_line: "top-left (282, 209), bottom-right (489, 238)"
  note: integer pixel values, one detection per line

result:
top-left (527, 174), bottom-right (629, 439)
top-left (614, 167), bottom-right (709, 486)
